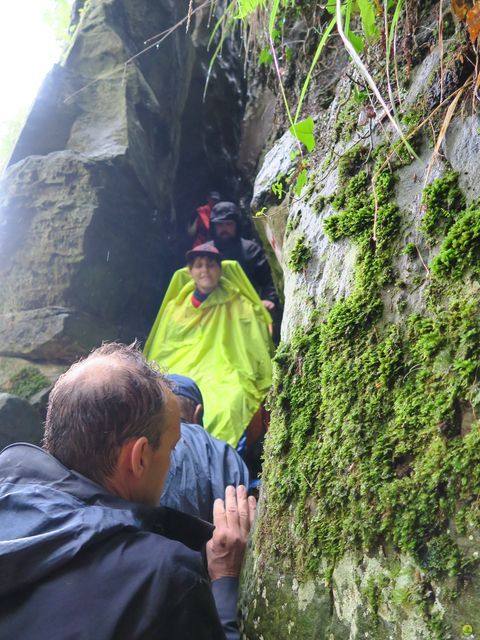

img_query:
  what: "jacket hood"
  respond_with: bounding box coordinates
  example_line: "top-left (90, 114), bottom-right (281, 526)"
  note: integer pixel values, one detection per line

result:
top-left (0, 444), bottom-right (213, 598)
top-left (210, 202), bottom-right (242, 241)
top-left (210, 201), bottom-right (240, 224)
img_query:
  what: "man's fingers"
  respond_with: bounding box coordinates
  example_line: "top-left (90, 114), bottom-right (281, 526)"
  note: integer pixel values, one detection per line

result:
top-left (236, 485), bottom-right (250, 537)
top-left (215, 486), bottom-right (256, 537)
top-left (248, 495), bottom-right (257, 527)
top-left (224, 485), bottom-right (238, 530)
top-left (212, 497), bottom-right (227, 531)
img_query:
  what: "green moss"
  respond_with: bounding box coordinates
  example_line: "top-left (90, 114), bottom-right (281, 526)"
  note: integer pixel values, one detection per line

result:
top-left (421, 171), bottom-right (466, 245)
top-left (288, 234), bottom-right (312, 272)
top-left (332, 92), bottom-right (366, 144)
top-left (431, 204), bottom-right (480, 280)
top-left (324, 166), bottom-right (398, 248)
top-left (1, 367), bottom-right (50, 398)
top-left (403, 242), bottom-right (417, 258)
top-left (337, 144), bottom-right (369, 188)
top-left (313, 195), bottom-right (327, 215)
top-left (363, 573), bottom-right (390, 624)
top-left (259, 161), bottom-right (480, 634)
top-left (286, 212), bottom-right (301, 235)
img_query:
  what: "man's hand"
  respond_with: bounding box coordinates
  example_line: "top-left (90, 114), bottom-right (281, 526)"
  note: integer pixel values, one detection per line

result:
top-left (206, 485), bottom-right (256, 581)
top-left (261, 299), bottom-right (275, 311)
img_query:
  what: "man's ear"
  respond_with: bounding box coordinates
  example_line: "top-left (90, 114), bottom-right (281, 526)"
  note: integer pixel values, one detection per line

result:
top-left (193, 403), bottom-right (204, 427)
top-left (129, 436), bottom-right (150, 479)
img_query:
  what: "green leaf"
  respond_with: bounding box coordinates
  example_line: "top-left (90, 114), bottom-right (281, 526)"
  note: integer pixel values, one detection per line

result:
top-left (271, 27), bottom-right (281, 41)
top-left (356, 0), bottom-right (378, 42)
top-left (272, 176), bottom-right (285, 200)
top-left (346, 28), bottom-right (364, 53)
top-left (259, 47), bottom-right (273, 65)
top-left (294, 169), bottom-right (308, 197)
top-left (387, 0), bottom-right (404, 53)
top-left (289, 117), bottom-right (316, 153)
top-left (352, 87), bottom-right (368, 103)
top-left (235, 0), bottom-right (265, 20)
top-left (268, 0), bottom-right (281, 35)
top-left (326, 0), bottom-right (342, 15)
top-left (294, 15), bottom-right (336, 123)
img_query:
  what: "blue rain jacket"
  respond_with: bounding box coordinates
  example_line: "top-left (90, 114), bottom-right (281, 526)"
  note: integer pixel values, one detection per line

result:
top-left (161, 421), bottom-right (249, 522)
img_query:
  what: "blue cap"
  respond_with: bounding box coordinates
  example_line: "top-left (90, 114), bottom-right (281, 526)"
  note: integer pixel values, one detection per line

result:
top-left (166, 374), bottom-right (203, 406)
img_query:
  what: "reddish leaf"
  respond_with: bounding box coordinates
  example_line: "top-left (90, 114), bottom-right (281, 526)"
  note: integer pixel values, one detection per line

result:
top-left (451, 0), bottom-right (469, 20)
top-left (466, 1), bottom-right (480, 42)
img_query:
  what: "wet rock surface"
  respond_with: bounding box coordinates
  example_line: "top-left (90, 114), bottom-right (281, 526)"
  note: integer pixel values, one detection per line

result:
top-left (239, 5), bottom-right (480, 639)
top-left (0, 394), bottom-right (44, 450)
top-left (0, 0), bottom-right (246, 368)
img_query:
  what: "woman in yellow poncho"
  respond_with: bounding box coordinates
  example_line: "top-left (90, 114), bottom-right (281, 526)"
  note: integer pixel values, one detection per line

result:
top-left (144, 243), bottom-right (273, 447)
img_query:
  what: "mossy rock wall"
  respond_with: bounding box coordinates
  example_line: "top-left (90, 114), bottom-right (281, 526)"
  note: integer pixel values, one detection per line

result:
top-left (240, 5), bottom-right (480, 638)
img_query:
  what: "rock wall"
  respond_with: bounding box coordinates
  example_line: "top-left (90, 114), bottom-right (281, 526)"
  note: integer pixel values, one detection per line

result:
top-left (0, 0), bottom-right (245, 373)
top-left (239, 3), bottom-right (480, 638)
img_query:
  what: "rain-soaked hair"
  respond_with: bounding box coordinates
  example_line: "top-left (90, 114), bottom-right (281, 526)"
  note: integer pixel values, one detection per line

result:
top-left (43, 342), bottom-right (170, 485)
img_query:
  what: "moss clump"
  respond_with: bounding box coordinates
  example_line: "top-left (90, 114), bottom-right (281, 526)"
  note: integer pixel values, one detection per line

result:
top-left (324, 167), bottom-right (398, 247)
top-left (337, 144), bottom-right (369, 188)
top-left (286, 212), bottom-right (301, 235)
top-left (1, 367), bottom-right (50, 398)
top-left (288, 234), bottom-right (312, 272)
top-left (421, 171), bottom-right (466, 245)
top-left (431, 204), bottom-right (480, 280)
top-left (403, 242), bottom-right (417, 258)
top-left (363, 573), bottom-right (390, 624)
top-left (313, 195), bottom-right (327, 215)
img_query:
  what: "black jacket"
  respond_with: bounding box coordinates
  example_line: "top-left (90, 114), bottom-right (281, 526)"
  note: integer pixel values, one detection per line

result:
top-left (0, 444), bottom-right (237, 640)
top-left (208, 237), bottom-right (278, 304)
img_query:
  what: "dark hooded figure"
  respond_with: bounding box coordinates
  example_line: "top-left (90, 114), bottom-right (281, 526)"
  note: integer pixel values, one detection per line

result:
top-left (207, 201), bottom-right (278, 310)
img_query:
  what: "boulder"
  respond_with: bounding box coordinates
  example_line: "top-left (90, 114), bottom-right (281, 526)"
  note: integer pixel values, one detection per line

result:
top-left (0, 393), bottom-right (44, 450)
top-left (0, 0), bottom-right (215, 363)
top-left (29, 387), bottom-right (52, 422)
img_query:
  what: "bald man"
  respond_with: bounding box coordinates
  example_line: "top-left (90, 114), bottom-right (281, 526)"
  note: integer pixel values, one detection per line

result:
top-left (0, 343), bottom-right (255, 640)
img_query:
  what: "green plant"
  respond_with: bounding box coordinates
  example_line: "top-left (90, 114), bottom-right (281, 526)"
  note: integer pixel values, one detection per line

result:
top-left (431, 204), bottom-right (480, 280)
top-left (288, 234), bottom-right (312, 272)
top-left (1, 367), bottom-right (51, 399)
top-left (421, 171), bottom-right (466, 245)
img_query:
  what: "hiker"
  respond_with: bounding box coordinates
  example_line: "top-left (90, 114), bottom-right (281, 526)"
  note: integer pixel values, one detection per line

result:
top-left (144, 244), bottom-right (273, 447)
top-left (0, 343), bottom-right (255, 640)
top-left (161, 373), bottom-right (249, 522)
top-left (207, 201), bottom-right (278, 310)
top-left (189, 190), bottom-right (221, 248)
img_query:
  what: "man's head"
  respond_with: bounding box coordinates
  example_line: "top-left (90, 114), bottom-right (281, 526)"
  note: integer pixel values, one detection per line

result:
top-left (210, 202), bottom-right (241, 242)
top-left (43, 343), bottom-right (180, 506)
top-left (166, 374), bottom-right (204, 426)
top-left (186, 243), bottom-right (222, 294)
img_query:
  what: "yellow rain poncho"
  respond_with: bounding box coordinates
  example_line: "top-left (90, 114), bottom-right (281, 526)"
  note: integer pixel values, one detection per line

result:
top-left (144, 261), bottom-right (273, 446)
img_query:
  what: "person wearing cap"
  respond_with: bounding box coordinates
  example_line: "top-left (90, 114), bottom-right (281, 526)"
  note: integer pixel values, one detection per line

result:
top-left (207, 201), bottom-right (278, 311)
top-left (144, 244), bottom-right (273, 448)
top-left (189, 190), bottom-right (221, 248)
top-left (161, 373), bottom-right (249, 522)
